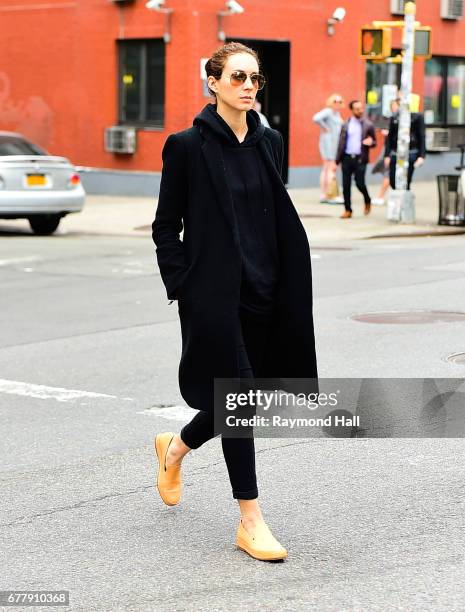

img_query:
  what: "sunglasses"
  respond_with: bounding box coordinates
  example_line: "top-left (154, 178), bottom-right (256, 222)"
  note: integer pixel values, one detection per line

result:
top-left (227, 70), bottom-right (266, 90)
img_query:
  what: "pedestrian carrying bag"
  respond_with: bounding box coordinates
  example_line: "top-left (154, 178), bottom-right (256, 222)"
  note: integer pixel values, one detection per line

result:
top-left (326, 175), bottom-right (339, 199)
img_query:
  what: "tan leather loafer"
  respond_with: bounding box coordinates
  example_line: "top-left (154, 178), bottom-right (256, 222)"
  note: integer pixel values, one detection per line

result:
top-left (155, 432), bottom-right (182, 506)
top-left (340, 210), bottom-right (352, 218)
top-left (236, 519), bottom-right (288, 561)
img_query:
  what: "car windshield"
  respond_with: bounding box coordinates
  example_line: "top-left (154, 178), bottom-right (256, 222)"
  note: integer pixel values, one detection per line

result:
top-left (0, 135), bottom-right (46, 156)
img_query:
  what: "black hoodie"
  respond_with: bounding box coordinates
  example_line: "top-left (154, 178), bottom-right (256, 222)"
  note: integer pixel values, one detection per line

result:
top-left (193, 103), bottom-right (279, 316)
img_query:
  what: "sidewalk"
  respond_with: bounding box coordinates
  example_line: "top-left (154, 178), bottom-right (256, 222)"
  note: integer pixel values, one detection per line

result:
top-left (55, 180), bottom-right (465, 243)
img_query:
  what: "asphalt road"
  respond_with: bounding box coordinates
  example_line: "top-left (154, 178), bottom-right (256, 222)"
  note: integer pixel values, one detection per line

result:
top-left (1, 226), bottom-right (464, 611)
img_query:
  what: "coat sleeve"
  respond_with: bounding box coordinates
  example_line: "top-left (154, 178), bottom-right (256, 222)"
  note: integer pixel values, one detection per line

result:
top-left (368, 122), bottom-right (377, 148)
top-left (416, 114), bottom-right (426, 158)
top-left (335, 124), bottom-right (345, 165)
top-left (277, 130), bottom-right (284, 179)
top-left (384, 118), bottom-right (394, 157)
top-left (152, 133), bottom-right (189, 301)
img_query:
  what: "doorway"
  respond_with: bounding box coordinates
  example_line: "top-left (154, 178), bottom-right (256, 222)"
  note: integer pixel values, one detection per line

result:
top-left (227, 38), bottom-right (291, 184)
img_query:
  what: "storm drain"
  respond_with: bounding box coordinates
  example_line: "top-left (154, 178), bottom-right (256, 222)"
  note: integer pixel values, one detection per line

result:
top-left (351, 310), bottom-right (465, 324)
top-left (447, 353), bottom-right (465, 364)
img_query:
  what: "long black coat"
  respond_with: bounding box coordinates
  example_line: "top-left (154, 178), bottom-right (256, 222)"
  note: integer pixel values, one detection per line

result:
top-left (152, 107), bottom-right (318, 412)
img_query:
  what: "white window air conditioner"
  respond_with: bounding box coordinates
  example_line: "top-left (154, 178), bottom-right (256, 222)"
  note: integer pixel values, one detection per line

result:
top-left (390, 0), bottom-right (406, 15)
top-left (426, 128), bottom-right (451, 152)
top-left (104, 126), bottom-right (137, 154)
top-left (441, 0), bottom-right (464, 19)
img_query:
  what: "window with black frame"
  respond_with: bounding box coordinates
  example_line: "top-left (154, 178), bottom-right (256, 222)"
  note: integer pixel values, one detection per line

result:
top-left (424, 56), bottom-right (465, 127)
top-left (365, 57), bottom-right (401, 128)
top-left (118, 39), bottom-right (165, 127)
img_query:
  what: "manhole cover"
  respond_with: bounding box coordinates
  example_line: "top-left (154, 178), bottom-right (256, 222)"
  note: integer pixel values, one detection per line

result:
top-left (447, 353), bottom-right (465, 364)
top-left (351, 310), bottom-right (465, 324)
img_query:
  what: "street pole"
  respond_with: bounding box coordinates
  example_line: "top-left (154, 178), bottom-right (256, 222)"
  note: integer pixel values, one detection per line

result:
top-left (388, 0), bottom-right (416, 223)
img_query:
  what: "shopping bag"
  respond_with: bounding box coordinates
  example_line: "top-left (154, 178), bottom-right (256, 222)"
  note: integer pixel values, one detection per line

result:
top-left (326, 175), bottom-right (339, 199)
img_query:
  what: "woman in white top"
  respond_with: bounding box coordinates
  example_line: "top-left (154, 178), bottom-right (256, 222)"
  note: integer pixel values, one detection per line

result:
top-left (313, 94), bottom-right (344, 202)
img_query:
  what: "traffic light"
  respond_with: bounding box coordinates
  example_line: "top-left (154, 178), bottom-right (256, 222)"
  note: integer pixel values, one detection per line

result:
top-left (414, 27), bottom-right (432, 59)
top-left (360, 27), bottom-right (392, 60)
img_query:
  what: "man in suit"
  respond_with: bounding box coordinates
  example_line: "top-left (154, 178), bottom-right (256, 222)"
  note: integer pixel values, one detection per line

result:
top-left (335, 100), bottom-right (377, 219)
top-left (383, 98), bottom-right (426, 190)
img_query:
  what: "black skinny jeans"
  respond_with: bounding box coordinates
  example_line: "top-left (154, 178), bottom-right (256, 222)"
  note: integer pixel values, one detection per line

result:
top-left (341, 153), bottom-right (371, 212)
top-left (180, 304), bottom-right (273, 500)
top-left (388, 150), bottom-right (419, 190)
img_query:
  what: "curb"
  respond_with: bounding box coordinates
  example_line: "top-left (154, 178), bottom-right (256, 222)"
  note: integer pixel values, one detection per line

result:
top-left (363, 228), bottom-right (465, 239)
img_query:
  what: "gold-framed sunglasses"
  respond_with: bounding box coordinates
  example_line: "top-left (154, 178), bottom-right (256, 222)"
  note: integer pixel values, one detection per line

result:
top-left (227, 70), bottom-right (266, 90)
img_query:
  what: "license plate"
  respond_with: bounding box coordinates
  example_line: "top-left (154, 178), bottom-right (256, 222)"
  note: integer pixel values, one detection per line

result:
top-left (26, 174), bottom-right (46, 186)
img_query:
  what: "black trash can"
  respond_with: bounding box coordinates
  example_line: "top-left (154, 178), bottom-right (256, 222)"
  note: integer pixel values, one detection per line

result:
top-left (437, 175), bottom-right (465, 226)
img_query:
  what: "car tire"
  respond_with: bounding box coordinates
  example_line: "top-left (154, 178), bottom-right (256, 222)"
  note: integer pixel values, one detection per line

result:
top-left (28, 214), bottom-right (61, 235)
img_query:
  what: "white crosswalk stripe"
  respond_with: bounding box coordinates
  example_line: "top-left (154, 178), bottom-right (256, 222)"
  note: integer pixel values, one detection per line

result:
top-left (0, 378), bottom-right (118, 402)
top-left (138, 404), bottom-right (197, 421)
top-left (0, 256), bottom-right (42, 267)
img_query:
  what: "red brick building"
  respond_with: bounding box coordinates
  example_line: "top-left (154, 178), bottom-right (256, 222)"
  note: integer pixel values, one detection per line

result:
top-left (1, 0), bottom-right (464, 193)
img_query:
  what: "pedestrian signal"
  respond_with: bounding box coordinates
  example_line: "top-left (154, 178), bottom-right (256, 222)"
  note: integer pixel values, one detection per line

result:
top-left (414, 27), bottom-right (432, 59)
top-left (360, 27), bottom-right (392, 60)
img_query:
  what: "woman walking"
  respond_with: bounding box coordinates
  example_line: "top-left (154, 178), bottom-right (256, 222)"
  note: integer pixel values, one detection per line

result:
top-left (152, 42), bottom-right (318, 562)
top-left (312, 94), bottom-right (344, 202)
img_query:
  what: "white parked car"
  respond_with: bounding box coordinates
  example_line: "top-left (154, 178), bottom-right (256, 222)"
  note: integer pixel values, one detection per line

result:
top-left (0, 131), bottom-right (85, 235)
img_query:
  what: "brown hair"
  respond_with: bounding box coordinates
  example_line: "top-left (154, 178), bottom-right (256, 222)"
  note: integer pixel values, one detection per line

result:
top-left (205, 41), bottom-right (260, 98)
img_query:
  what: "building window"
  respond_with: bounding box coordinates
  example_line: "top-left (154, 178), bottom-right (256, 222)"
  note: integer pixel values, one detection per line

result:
top-left (424, 56), bottom-right (465, 126)
top-left (118, 39), bottom-right (165, 127)
top-left (365, 58), bottom-right (401, 127)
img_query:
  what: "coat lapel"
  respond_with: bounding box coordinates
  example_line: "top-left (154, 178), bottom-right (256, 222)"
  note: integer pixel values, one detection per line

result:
top-left (257, 137), bottom-right (302, 225)
top-left (200, 133), bottom-right (242, 253)
top-left (257, 137), bottom-right (283, 190)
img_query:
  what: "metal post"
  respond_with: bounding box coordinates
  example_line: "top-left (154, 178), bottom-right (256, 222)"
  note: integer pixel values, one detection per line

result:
top-left (387, 0), bottom-right (416, 223)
